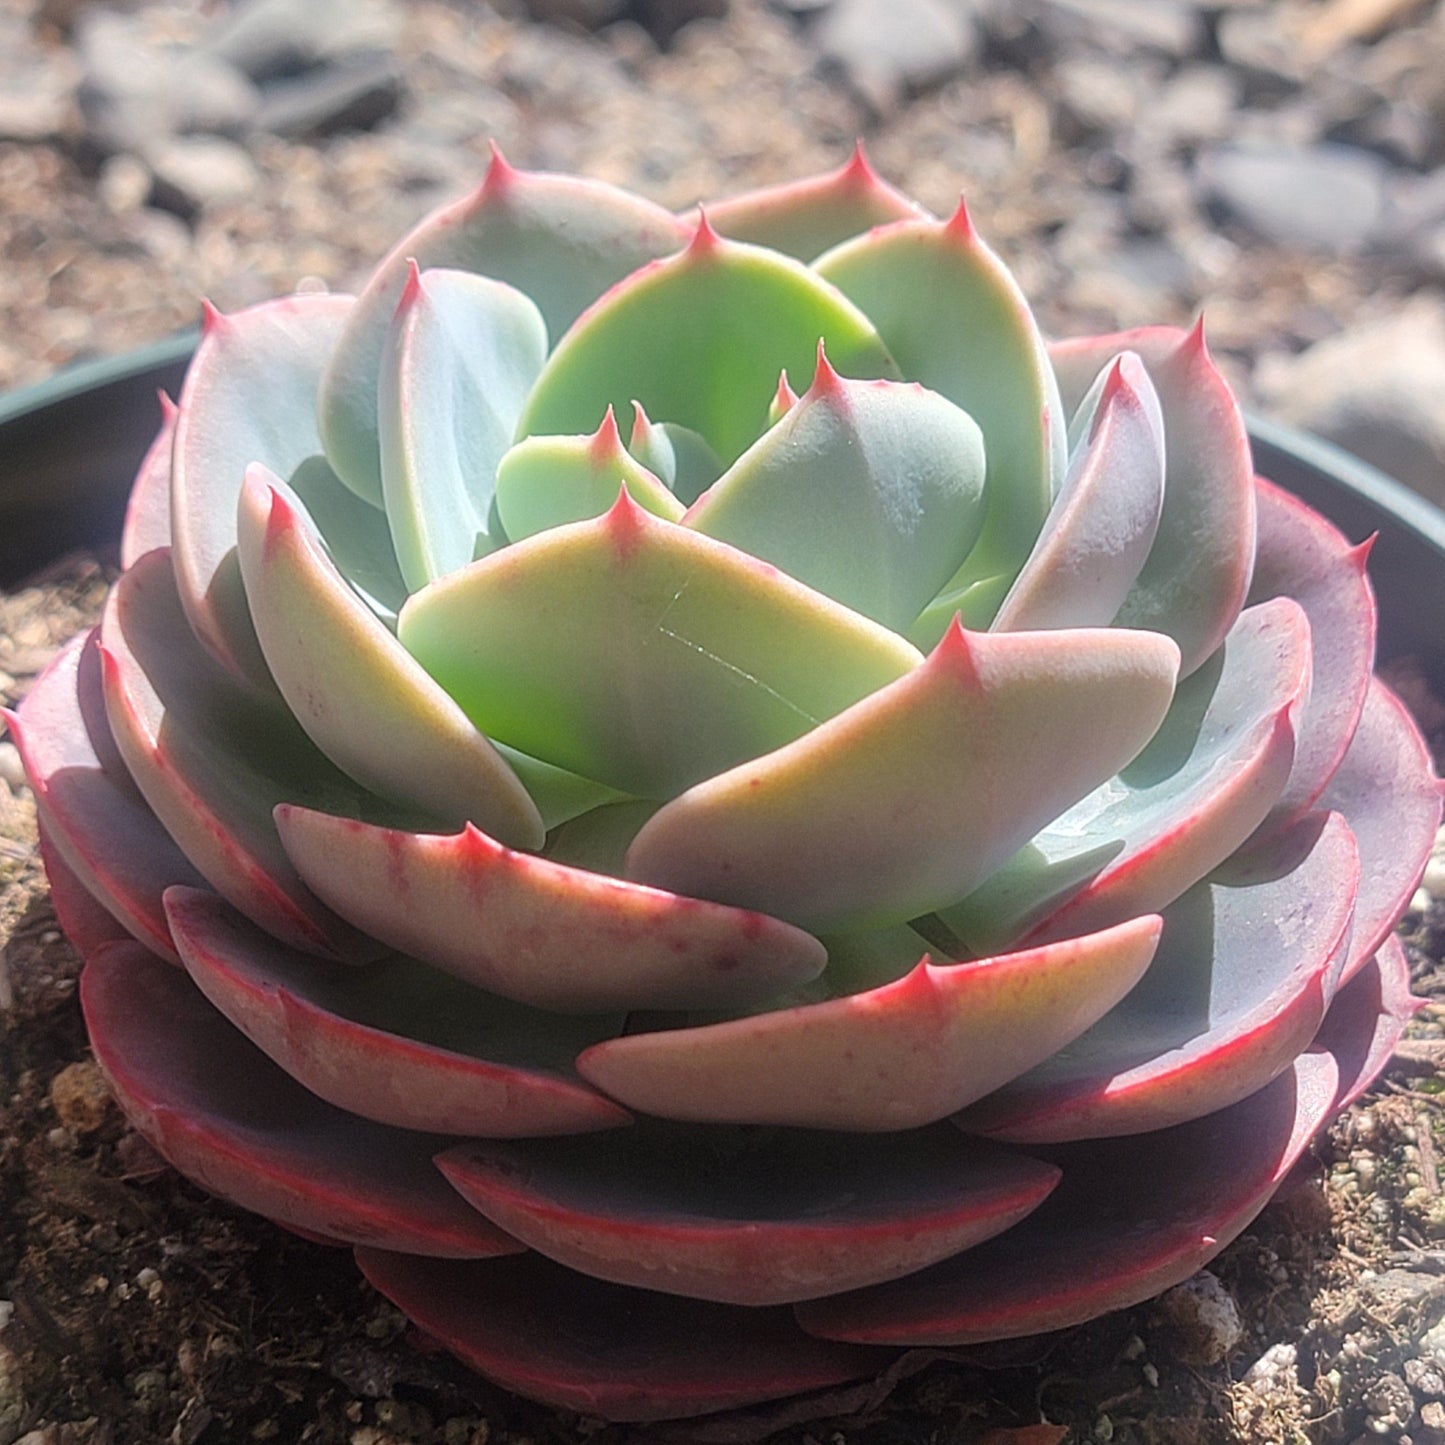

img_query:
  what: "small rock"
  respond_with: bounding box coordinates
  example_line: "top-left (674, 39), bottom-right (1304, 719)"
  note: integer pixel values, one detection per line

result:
top-left (1243, 1342), bottom-right (1301, 1399)
top-left (1196, 140), bottom-right (1390, 252)
top-left (205, 0), bottom-right (403, 82)
top-left (1051, 54), bottom-right (1151, 143)
top-left (0, 742), bottom-right (25, 793)
top-left (1424, 1399), bottom-right (1445, 1437)
top-left (253, 52), bottom-right (403, 139)
top-left (1253, 298), bottom-right (1445, 508)
top-left (1407, 1355), bottom-right (1445, 1399)
top-left (49, 1060), bottom-right (112, 1135)
top-left (1015, 0), bottom-right (1204, 61)
top-left (0, 73), bottom-right (72, 143)
top-left (522, 0), bottom-right (630, 27)
top-left (811, 0), bottom-right (979, 115)
top-left (1156, 1271), bottom-right (1244, 1366)
top-left (634, 0), bottom-right (730, 45)
top-left (1147, 65), bottom-right (1242, 149)
top-left (1216, 9), bottom-right (1309, 96)
top-left (148, 137), bottom-right (260, 218)
top-left (1364, 1370), bottom-right (1416, 1434)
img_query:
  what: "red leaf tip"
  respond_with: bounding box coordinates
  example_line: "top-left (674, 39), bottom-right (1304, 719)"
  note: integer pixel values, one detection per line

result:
top-left (589, 404), bottom-right (625, 464)
top-left (482, 140), bottom-right (518, 197)
top-left (774, 369), bottom-right (799, 417)
top-left (930, 614), bottom-right (982, 686)
top-left (199, 299), bottom-right (228, 335)
top-left (603, 483), bottom-right (651, 561)
top-left (686, 206), bottom-right (723, 258)
top-left (944, 194), bottom-right (977, 244)
top-left (157, 390), bottom-right (178, 422)
top-left (629, 399), bottom-right (655, 447)
top-left (809, 339), bottom-right (844, 398)
top-left (399, 257), bottom-right (426, 311)
top-left (840, 138), bottom-right (880, 190)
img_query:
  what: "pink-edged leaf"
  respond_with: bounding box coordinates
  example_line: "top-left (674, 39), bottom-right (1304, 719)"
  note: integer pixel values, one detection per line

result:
top-left (36, 821), bottom-right (132, 961)
top-left (1316, 935), bottom-right (1418, 1112)
top-left (6, 630), bottom-right (203, 963)
top-left (436, 1123), bottom-right (1059, 1306)
top-left (81, 941), bottom-right (525, 1258)
top-left (992, 353), bottom-right (1164, 632)
top-left (958, 811), bottom-right (1356, 1143)
top-left (100, 550), bottom-right (386, 961)
top-left (355, 1248), bottom-right (892, 1422)
top-left (693, 146), bottom-right (929, 260)
top-left (319, 150), bottom-right (688, 503)
top-left (1317, 678), bottom-right (1442, 985)
top-left (172, 293), bottom-right (354, 687)
top-left (626, 620), bottom-right (1180, 933)
top-left (795, 1050), bottom-right (1338, 1345)
top-left (816, 206), bottom-right (1065, 637)
top-left (120, 392), bottom-right (177, 567)
top-left (444, 1125), bottom-right (1057, 1309)
top-left (575, 916), bottom-right (1162, 1132)
top-left (1247, 477), bottom-right (1376, 831)
top-left (273, 804), bottom-right (826, 1013)
top-left (946, 598), bottom-right (1308, 955)
top-left (163, 886), bottom-right (630, 1137)
top-left (236, 472), bottom-right (544, 848)
top-left (1049, 324), bottom-right (1255, 676)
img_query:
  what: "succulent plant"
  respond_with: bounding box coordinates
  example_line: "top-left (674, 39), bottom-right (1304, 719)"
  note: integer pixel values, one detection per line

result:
top-left (11, 147), bottom-right (1442, 1423)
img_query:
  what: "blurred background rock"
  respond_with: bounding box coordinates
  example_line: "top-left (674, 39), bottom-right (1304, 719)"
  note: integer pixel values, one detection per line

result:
top-left (3, 0), bottom-right (1445, 502)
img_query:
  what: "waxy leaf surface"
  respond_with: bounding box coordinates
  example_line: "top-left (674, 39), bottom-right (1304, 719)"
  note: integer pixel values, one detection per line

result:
top-left (275, 805), bottom-right (826, 1012)
top-left (398, 493), bottom-right (922, 798)
top-left (627, 620), bottom-right (1179, 931)
top-left (164, 886), bottom-right (628, 1136)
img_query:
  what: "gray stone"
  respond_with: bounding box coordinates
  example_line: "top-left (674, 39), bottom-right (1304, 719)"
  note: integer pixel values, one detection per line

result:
top-left (1015, 0), bottom-right (1204, 60)
top-left (1157, 1271), bottom-right (1244, 1367)
top-left (1253, 298), bottom-right (1445, 509)
top-left (1148, 65), bottom-right (1242, 149)
top-left (205, 0), bottom-right (402, 82)
top-left (1216, 9), bottom-right (1308, 96)
top-left (75, 11), bottom-right (259, 154)
top-left (812, 0), bottom-right (979, 115)
top-left (147, 136), bottom-right (261, 218)
top-left (635, 0), bottom-right (730, 45)
top-left (0, 80), bottom-right (70, 143)
top-left (522, 0), bottom-right (630, 27)
top-left (1051, 54), bottom-right (1155, 144)
top-left (1195, 140), bottom-right (1390, 253)
top-left (253, 51), bottom-right (404, 139)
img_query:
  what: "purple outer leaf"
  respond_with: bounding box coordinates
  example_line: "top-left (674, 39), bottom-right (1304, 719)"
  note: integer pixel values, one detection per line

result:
top-left (1318, 678), bottom-right (1443, 985)
top-left (120, 393), bottom-right (177, 567)
top-left (319, 150), bottom-right (688, 503)
top-left (626, 619), bottom-right (1179, 932)
top-left (171, 293), bottom-right (354, 688)
top-left (1316, 936), bottom-right (1418, 1112)
top-left (36, 821), bottom-right (133, 962)
top-left (957, 810), bottom-right (1357, 1142)
top-left (1247, 476), bottom-right (1376, 832)
top-left (273, 804), bottom-right (827, 1013)
top-left (1049, 324), bottom-right (1256, 677)
top-left (6, 630), bottom-right (204, 963)
top-left (992, 353), bottom-right (1164, 632)
top-left (574, 916), bottom-right (1163, 1131)
top-left (81, 940), bottom-right (526, 1258)
top-left (163, 886), bottom-right (629, 1137)
top-left (355, 1248), bottom-right (892, 1423)
top-left (435, 1124), bottom-right (1060, 1306)
top-left (795, 1050), bottom-right (1339, 1345)
top-left (100, 550), bottom-right (385, 961)
top-left (691, 145), bottom-right (929, 261)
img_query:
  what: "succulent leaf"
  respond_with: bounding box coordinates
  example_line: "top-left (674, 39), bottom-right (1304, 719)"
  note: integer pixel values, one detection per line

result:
top-left (379, 265), bottom-right (548, 587)
top-left (273, 804), bottom-right (827, 1013)
top-left (692, 145), bottom-right (928, 260)
top-left (171, 293), bottom-right (354, 688)
top-left (1049, 325), bottom-right (1256, 676)
top-left (796, 1050), bottom-right (1338, 1344)
top-left (992, 352), bottom-right (1165, 632)
top-left (495, 409), bottom-right (684, 543)
top-left (397, 491), bottom-right (923, 798)
top-left (685, 351), bottom-right (988, 634)
top-left (816, 208), bottom-right (1066, 635)
top-left (120, 394), bottom-right (177, 567)
top-left (164, 886), bottom-right (629, 1136)
top-left (625, 405), bottom-right (723, 505)
top-left (626, 621), bottom-right (1180, 932)
top-left (958, 811), bottom-right (1356, 1142)
top-left (517, 219), bottom-right (900, 467)
top-left (236, 471), bottom-right (544, 846)
top-left (83, 940), bottom-right (526, 1257)
top-left (575, 916), bottom-right (1162, 1131)
top-left (319, 153), bottom-right (687, 502)
top-left (435, 1123), bottom-right (1059, 1305)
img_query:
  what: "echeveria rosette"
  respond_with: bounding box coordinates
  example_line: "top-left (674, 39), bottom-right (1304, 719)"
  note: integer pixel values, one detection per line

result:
top-left (10, 146), bottom-right (1443, 1423)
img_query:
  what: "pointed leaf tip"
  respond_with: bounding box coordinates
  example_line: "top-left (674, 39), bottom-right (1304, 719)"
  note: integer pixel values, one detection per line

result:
top-left (590, 405), bottom-right (625, 463)
top-left (687, 207), bottom-right (723, 257)
top-left (399, 256), bottom-right (425, 309)
top-left (482, 140), bottom-right (518, 195)
top-left (199, 298), bottom-right (226, 334)
top-left (944, 195), bottom-right (977, 243)
top-left (809, 338), bottom-right (844, 396)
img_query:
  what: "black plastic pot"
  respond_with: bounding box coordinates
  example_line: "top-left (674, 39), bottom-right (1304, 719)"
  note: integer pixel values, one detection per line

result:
top-left (1, 341), bottom-right (1443, 690)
